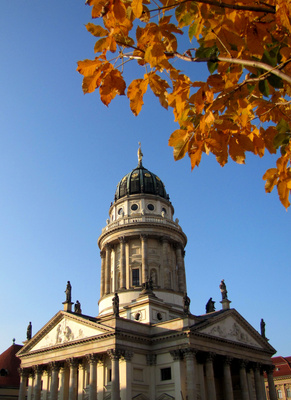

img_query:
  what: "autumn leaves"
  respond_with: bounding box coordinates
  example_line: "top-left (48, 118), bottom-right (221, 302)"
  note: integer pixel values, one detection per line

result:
top-left (77, 0), bottom-right (291, 208)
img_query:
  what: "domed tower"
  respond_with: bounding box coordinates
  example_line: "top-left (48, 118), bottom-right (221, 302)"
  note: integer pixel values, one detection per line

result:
top-left (98, 147), bottom-right (188, 323)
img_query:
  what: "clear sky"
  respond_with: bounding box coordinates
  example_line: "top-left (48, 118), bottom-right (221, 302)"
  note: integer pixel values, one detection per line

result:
top-left (0, 1), bottom-right (290, 357)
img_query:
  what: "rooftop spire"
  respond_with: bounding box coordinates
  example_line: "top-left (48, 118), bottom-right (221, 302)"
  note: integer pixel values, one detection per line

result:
top-left (137, 142), bottom-right (143, 167)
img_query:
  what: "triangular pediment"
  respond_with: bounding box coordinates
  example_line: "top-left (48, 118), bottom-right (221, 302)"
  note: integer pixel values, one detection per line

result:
top-left (19, 311), bottom-right (113, 355)
top-left (195, 311), bottom-right (265, 349)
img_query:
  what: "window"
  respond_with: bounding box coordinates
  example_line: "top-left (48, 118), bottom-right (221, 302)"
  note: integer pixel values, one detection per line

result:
top-left (108, 368), bottom-right (112, 382)
top-left (277, 389), bottom-right (283, 399)
top-left (161, 367), bottom-right (171, 381)
top-left (147, 203), bottom-right (154, 211)
top-left (131, 203), bottom-right (138, 211)
top-left (286, 388), bottom-right (291, 398)
top-left (132, 269), bottom-right (140, 286)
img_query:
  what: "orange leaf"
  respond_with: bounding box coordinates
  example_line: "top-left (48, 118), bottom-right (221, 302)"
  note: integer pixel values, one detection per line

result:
top-left (127, 79), bottom-right (148, 115)
top-left (132, 0), bottom-right (143, 18)
top-left (263, 168), bottom-right (278, 193)
top-left (86, 23), bottom-right (108, 37)
top-left (168, 129), bottom-right (190, 161)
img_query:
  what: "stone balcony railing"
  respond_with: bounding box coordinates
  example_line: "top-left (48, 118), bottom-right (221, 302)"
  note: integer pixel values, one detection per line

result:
top-left (101, 215), bottom-right (181, 233)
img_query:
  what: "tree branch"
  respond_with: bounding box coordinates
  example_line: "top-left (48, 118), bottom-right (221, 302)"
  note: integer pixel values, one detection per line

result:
top-left (147, 0), bottom-right (275, 14)
top-left (165, 52), bottom-right (291, 85)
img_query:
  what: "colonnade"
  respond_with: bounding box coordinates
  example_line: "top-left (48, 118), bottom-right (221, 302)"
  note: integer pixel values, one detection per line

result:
top-left (18, 348), bottom-right (277, 400)
top-left (18, 350), bottom-right (127, 400)
top-left (169, 349), bottom-right (276, 400)
top-left (100, 235), bottom-right (186, 297)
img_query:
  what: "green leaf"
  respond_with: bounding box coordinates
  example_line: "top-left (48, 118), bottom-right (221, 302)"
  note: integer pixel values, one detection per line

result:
top-left (276, 119), bottom-right (290, 134)
top-left (258, 79), bottom-right (270, 97)
top-left (207, 61), bottom-right (218, 74)
top-left (267, 74), bottom-right (283, 89)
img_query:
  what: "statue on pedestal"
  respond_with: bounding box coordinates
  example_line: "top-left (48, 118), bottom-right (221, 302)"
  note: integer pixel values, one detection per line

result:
top-left (112, 293), bottom-right (119, 317)
top-left (65, 281), bottom-right (72, 303)
top-left (26, 322), bottom-right (32, 340)
top-left (260, 318), bottom-right (266, 338)
top-left (183, 292), bottom-right (190, 315)
top-left (219, 279), bottom-right (228, 300)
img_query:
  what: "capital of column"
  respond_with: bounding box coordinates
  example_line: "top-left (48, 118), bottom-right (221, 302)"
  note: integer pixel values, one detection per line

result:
top-left (33, 365), bottom-right (43, 374)
top-left (224, 356), bottom-right (233, 366)
top-left (181, 348), bottom-right (197, 360)
top-left (170, 349), bottom-right (183, 361)
top-left (49, 361), bottom-right (60, 372)
top-left (206, 352), bottom-right (216, 362)
top-left (18, 367), bottom-right (28, 378)
top-left (118, 236), bottom-right (126, 244)
top-left (86, 354), bottom-right (99, 364)
top-left (66, 357), bottom-right (79, 369)
top-left (146, 354), bottom-right (157, 366)
top-left (100, 250), bottom-right (106, 258)
top-left (265, 364), bottom-right (275, 374)
top-left (105, 243), bottom-right (112, 250)
top-left (140, 234), bottom-right (148, 242)
top-left (239, 359), bottom-right (249, 369)
top-left (121, 350), bottom-right (134, 362)
top-left (107, 349), bottom-right (122, 361)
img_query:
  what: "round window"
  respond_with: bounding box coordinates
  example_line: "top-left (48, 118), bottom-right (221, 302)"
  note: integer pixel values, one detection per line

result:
top-left (157, 312), bottom-right (162, 321)
top-left (131, 203), bottom-right (138, 211)
top-left (162, 207), bottom-right (167, 214)
top-left (147, 204), bottom-right (154, 211)
top-left (118, 208), bottom-right (123, 215)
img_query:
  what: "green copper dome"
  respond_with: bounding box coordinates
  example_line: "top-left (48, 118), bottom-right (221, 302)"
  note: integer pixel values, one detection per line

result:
top-left (115, 165), bottom-right (169, 201)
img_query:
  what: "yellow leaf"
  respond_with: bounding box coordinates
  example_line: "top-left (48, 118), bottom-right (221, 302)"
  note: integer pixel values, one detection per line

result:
top-left (77, 58), bottom-right (102, 78)
top-left (277, 181), bottom-right (290, 209)
top-left (132, 0), bottom-right (143, 18)
top-left (113, 0), bottom-right (126, 22)
top-left (168, 129), bottom-right (190, 161)
top-left (86, 23), bottom-right (108, 37)
top-left (263, 168), bottom-right (278, 193)
top-left (100, 69), bottom-right (126, 105)
top-left (127, 79), bottom-right (148, 115)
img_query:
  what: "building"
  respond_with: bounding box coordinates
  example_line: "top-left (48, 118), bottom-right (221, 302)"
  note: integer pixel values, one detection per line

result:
top-left (17, 150), bottom-right (278, 400)
top-left (0, 341), bottom-right (22, 399)
top-left (265, 357), bottom-right (291, 399)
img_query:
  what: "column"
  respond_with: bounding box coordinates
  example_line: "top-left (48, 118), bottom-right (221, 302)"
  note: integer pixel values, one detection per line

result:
top-left (97, 356), bottom-right (105, 400)
top-left (198, 363), bottom-right (206, 400)
top-left (67, 358), bottom-right (78, 400)
top-left (266, 366), bottom-right (277, 400)
top-left (49, 362), bottom-right (59, 400)
top-left (86, 354), bottom-right (98, 400)
top-left (175, 244), bottom-right (186, 293)
top-left (59, 367), bottom-right (69, 400)
top-left (247, 367), bottom-right (256, 400)
top-left (120, 351), bottom-right (133, 400)
top-left (205, 353), bottom-right (217, 400)
top-left (100, 251), bottom-right (106, 297)
top-left (125, 242), bottom-right (130, 289)
top-left (27, 373), bottom-right (34, 400)
top-left (33, 366), bottom-right (42, 400)
top-left (104, 244), bottom-right (112, 294)
top-left (254, 364), bottom-right (264, 400)
top-left (223, 357), bottom-right (234, 400)
top-left (140, 234), bottom-right (148, 284)
top-left (170, 350), bottom-right (183, 400)
top-left (183, 348), bottom-right (198, 399)
top-left (107, 349), bottom-right (121, 400)
top-left (162, 237), bottom-right (170, 288)
top-left (239, 360), bottom-right (250, 400)
top-left (147, 354), bottom-right (157, 400)
top-left (78, 362), bottom-right (86, 400)
top-left (42, 370), bottom-right (49, 400)
top-left (119, 237), bottom-right (126, 289)
top-left (18, 368), bottom-right (28, 400)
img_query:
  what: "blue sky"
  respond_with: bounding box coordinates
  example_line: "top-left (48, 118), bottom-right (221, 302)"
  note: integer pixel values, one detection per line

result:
top-left (0, 1), bottom-right (290, 356)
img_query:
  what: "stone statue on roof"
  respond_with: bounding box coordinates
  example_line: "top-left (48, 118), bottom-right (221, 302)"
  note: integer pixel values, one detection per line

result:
top-left (260, 318), bottom-right (266, 338)
top-left (27, 322), bottom-right (32, 340)
top-left (183, 292), bottom-right (190, 315)
top-left (65, 281), bottom-right (72, 303)
top-left (74, 300), bottom-right (82, 314)
top-left (219, 279), bottom-right (228, 300)
top-left (206, 298), bottom-right (216, 313)
top-left (112, 293), bottom-right (119, 317)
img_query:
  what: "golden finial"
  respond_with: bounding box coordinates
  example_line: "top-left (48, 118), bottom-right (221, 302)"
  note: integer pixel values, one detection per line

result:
top-left (137, 142), bottom-right (143, 167)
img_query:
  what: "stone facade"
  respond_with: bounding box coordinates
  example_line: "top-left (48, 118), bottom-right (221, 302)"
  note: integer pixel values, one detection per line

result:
top-left (17, 156), bottom-right (278, 400)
